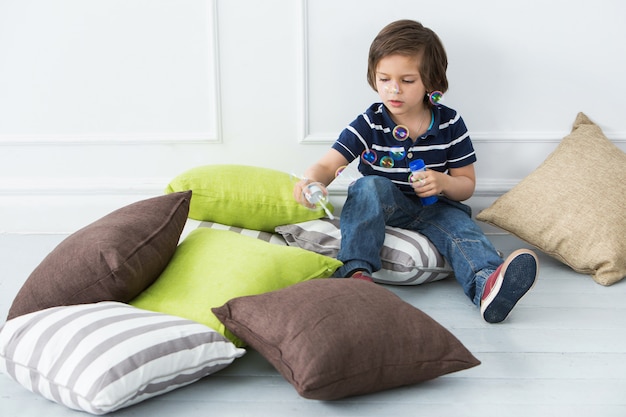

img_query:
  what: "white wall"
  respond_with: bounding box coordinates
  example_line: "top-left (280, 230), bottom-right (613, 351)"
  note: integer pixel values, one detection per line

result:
top-left (0, 0), bottom-right (624, 233)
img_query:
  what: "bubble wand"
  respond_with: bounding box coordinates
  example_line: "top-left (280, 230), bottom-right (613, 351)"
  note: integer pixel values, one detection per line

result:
top-left (302, 182), bottom-right (334, 220)
top-left (292, 174), bottom-right (334, 220)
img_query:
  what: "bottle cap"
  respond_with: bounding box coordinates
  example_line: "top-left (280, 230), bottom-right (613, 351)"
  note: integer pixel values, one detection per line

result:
top-left (409, 159), bottom-right (426, 171)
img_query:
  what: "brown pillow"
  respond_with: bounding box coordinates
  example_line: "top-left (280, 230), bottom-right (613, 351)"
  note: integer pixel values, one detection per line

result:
top-left (7, 191), bottom-right (191, 319)
top-left (212, 279), bottom-right (480, 400)
top-left (476, 112), bottom-right (626, 285)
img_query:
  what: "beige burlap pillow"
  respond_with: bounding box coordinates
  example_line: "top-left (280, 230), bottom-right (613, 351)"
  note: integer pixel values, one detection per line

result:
top-left (477, 112), bottom-right (626, 286)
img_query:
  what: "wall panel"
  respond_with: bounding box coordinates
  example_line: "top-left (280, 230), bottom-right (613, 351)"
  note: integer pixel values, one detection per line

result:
top-left (302, 0), bottom-right (626, 187)
top-left (0, 0), bottom-right (624, 232)
top-left (0, 0), bottom-right (220, 140)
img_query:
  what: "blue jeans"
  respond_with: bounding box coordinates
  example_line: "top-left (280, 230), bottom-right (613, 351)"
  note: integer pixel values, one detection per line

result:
top-left (335, 176), bottom-right (503, 306)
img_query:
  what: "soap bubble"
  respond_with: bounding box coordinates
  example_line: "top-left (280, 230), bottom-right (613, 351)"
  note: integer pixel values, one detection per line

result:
top-left (429, 91), bottom-right (443, 106)
top-left (383, 80), bottom-right (400, 95)
top-left (389, 148), bottom-right (406, 160)
top-left (361, 149), bottom-right (378, 165)
top-left (379, 155), bottom-right (394, 168)
top-left (392, 125), bottom-right (409, 141)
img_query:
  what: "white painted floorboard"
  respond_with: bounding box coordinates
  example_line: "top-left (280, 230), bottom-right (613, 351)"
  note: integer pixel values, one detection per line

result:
top-left (1, 233), bottom-right (625, 417)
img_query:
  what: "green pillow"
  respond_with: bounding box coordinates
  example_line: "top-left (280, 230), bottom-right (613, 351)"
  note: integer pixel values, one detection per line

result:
top-left (165, 164), bottom-right (332, 232)
top-left (130, 228), bottom-right (342, 346)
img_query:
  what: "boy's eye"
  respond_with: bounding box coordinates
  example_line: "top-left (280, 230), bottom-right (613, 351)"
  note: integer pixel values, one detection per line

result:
top-left (378, 78), bottom-right (414, 84)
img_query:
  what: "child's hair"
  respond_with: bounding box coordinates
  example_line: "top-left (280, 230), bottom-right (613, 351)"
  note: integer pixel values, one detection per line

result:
top-left (367, 19), bottom-right (448, 104)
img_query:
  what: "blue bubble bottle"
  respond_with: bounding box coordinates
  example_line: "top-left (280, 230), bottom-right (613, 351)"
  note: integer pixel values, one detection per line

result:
top-left (409, 159), bottom-right (438, 206)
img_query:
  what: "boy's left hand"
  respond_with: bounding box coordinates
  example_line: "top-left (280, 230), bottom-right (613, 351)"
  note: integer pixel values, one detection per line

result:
top-left (410, 170), bottom-right (444, 198)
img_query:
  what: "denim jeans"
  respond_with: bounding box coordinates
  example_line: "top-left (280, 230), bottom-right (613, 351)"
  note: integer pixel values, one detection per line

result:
top-left (335, 176), bottom-right (503, 306)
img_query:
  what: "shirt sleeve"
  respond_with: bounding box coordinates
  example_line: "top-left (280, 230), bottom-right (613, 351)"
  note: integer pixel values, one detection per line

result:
top-left (331, 114), bottom-right (372, 163)
top-left (445, 114), bottom-right (477, 168)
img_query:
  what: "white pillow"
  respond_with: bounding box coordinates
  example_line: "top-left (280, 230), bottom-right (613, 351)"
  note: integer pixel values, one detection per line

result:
top-left (275, 218), bottom-right (452, 285)
top-left (0, 302), bottom-right (245, 415)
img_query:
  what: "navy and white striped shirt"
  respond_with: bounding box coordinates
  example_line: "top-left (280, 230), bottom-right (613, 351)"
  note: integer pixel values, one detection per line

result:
top-left (332, 103), bottom-right (477, 195)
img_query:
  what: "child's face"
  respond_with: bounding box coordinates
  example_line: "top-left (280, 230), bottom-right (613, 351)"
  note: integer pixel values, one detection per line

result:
top-left (375, 54), bottom-right (427, 118)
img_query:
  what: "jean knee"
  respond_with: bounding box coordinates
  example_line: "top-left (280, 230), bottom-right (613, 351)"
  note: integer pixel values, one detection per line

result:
top-left (350, 176), bottom-right (395, 199)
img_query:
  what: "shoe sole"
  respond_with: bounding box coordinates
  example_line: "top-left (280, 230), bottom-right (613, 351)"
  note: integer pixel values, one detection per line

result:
top-left (481, 249), bottom-right (539, 324)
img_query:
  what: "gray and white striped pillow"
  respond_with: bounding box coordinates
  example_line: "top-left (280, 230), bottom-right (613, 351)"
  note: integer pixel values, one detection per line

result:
top-left (180, 218), bottom-right (287, 245)
top-left (275, 218), bottom-right (453, 285)
top-left (0, 301), bottom-right (245, 415)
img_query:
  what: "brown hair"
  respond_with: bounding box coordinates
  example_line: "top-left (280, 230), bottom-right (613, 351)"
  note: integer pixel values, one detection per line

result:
top-left (367, 20), bottom-right (448, 105)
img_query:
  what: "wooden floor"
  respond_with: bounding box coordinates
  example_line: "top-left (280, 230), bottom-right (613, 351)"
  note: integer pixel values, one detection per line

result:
top-left (1, 232), bottom-right (625, 417)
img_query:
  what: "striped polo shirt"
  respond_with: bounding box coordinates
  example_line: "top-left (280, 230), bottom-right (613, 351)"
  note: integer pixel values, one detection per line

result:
top-left (332, 102), bottom-right (477, 195)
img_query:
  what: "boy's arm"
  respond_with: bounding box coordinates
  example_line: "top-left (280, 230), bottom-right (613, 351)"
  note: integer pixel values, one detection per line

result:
top-left (412, 164), bottom-right (476, 202)
top-left (294, 149), bottom-right (349, 207)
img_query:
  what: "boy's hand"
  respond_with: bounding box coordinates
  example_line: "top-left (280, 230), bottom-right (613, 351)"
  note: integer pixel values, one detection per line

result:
top-left (410, 165), bottom-right (476, 202)
top-left (410, 170), bottom-right (444, 199)
top-left (294, 178), bottom-right (327, 209)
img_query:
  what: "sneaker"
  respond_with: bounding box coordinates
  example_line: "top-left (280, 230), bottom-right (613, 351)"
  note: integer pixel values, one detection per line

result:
top-left (480, 249), bottom-right (538, 324)
top-left (351, 271), bottom-right (374, 282)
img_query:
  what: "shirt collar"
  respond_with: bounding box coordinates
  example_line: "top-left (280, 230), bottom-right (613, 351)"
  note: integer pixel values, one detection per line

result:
top-left (379, 103), bottom-right (443, 140)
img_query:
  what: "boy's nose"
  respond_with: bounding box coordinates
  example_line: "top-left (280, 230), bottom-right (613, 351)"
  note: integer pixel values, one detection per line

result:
top-left (384, 81), bottom-right (400, 95)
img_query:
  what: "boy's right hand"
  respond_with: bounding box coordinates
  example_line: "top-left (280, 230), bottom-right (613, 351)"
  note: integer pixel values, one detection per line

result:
top-left (294, 178), bottom-right (327, 209)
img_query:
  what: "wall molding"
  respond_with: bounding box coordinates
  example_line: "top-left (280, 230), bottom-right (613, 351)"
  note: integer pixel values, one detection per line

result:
top-left (0, 132), bottom-right (219, 146)
top-left (296, 0), bottom-right (310, 144)
top-left (328, 178), bottom-right (516, 198)
top-left (299, 130), bottom-right (626, 145)
top-left (0, 175), bottom-right (513, 198)
top-left (0, 177), bottom-right (168, 196)
top-left (0, 0), bottom-right (222, 147)
top-left (0, 176), bottom-right (510, 234)
top-left (208, 0), bottom-right (223, 144)
top-left (471, 131), bottom-right (626, 144)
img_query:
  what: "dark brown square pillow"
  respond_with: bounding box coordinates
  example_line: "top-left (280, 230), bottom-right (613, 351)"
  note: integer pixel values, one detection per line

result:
top-left (213, 279), bottom-right (480, 400)
top-left (7, 191), bottom-right (191, 319)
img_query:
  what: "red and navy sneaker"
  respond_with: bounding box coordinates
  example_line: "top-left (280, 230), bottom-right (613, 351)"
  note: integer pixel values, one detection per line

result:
top-left (351, 271), bottom-right (374, 282)
top-left (480, 249), bottom-right (539, 324)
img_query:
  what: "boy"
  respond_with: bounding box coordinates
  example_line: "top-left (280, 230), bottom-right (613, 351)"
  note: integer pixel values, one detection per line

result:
top-left (294, 20), bottom-right (538, 323)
